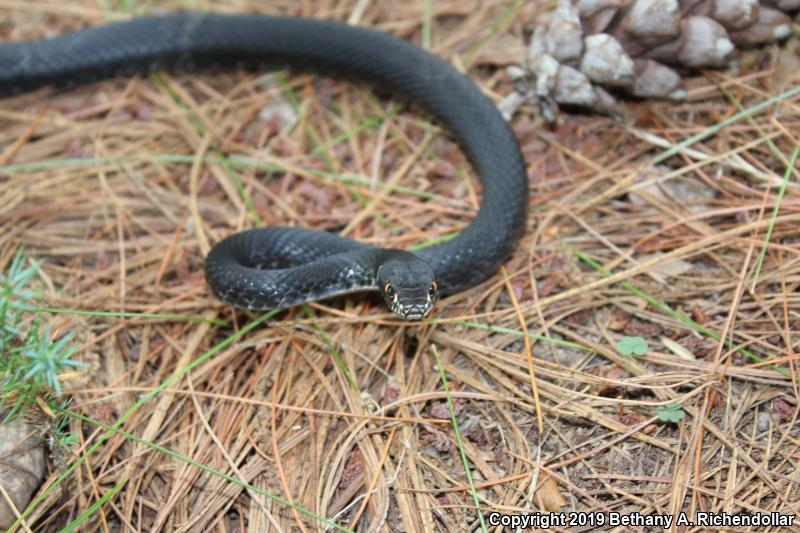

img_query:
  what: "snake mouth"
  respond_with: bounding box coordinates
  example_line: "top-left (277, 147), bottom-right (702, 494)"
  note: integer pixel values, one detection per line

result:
top-left (393, 302), bottom-right (433, 320)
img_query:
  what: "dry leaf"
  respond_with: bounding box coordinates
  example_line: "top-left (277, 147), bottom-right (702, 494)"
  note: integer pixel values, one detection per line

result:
top-left (639, 252), bottom-right (693, 277)
top-left (661, 336), bottom-right (696, 360)
top-left (470, 33), bottom-right (526, 66)
top-left (535, 471), bottom-right (566, 512)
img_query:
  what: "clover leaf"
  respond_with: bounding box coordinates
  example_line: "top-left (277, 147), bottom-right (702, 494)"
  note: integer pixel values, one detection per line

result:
top-left (616, 336), bottom-right (648, 357)
top-left (656, 403), bottom-right (685, 422)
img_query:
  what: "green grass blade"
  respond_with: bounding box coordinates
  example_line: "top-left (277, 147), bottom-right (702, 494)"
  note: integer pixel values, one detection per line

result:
top-left (14, 311), bottom-right (278, 529)
top-left (431, 344), bottom-right (487, 532)
top-left (56, 406), bottom-right (354, 532)
top-left (750, 145), bottom-right (800, 291)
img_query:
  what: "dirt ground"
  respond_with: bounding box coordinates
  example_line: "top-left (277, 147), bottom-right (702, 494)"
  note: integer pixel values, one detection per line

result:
top-left (1, 0), bottom-right (799, 531)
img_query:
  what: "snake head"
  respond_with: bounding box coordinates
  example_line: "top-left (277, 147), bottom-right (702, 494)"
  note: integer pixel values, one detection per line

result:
top-left (377, 253), bottom-right (437, 320)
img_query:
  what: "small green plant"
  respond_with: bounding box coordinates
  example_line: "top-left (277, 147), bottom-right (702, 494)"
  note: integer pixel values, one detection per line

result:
top-left (49, 409), bottom-right (78, 447)
top-left (14, 323), bottom-right (80, 397)
top-left (656, 403), bottom-right (685, 422)
top-left (0, 249), bottom-right (82, 418)
top-left (46, 402), bottom-right (79, 468)
top-left (616, 335), bottom-right (648, 357)
top-left (0, 251), bottom-right (39, 351)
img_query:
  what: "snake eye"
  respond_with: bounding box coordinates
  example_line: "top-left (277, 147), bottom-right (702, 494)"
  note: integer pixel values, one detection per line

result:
top-left (384, 282), bottom-right (396, 298)
top-left (429, 282), bottom-right (437, 298)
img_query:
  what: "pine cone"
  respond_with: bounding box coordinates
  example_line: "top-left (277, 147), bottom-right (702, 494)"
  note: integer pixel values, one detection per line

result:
top-left (501, 0), bottom-right (798, 121)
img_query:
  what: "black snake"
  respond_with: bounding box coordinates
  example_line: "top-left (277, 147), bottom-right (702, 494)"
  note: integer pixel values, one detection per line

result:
top-left (0, 13), bottom-right (528, 319)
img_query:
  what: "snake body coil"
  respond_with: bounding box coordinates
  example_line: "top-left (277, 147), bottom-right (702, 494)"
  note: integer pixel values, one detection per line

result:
top-left (0, 13), bottom-right (528, 319)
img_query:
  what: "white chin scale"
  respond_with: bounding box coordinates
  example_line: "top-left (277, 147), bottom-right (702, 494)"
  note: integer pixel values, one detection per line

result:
top-left (392, 299), bottom-right (433, 320)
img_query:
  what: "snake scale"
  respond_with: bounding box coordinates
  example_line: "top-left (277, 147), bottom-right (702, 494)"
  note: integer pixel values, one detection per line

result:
top-left (0, 13), bottom-right (528, 319)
